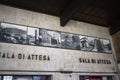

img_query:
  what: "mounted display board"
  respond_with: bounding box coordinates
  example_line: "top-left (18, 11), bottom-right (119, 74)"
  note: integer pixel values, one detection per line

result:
top-left (0, 22), bottom-right (112, 54)
top-left (112, 31), bottom-right (120, 62)
top-left (0, 22), bottom-right (116, 73)
top-left (0, 43), bottom-right (116, 72)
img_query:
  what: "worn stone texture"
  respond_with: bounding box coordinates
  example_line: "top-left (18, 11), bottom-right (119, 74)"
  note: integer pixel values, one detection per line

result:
top-left (0, 5), bottom-right (110, 39)
top-left (0, 4), bottom-right (117, 80)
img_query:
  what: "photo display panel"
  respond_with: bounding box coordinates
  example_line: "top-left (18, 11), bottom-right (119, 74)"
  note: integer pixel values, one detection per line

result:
top-left (85, 37), bottom-right (98, 52)
top-left (101, 39), bottom-right (112, 53)
top-left (61, 32), bottom-right (80, 50)
top-left (38, 29), bottom-right (61, 48)
top-left (84, 37), bottom-right (104, 52)
top-left (27, 27), bottom-right (39, 45)
top-left (79, 35), bottom-right (89, 51)
top-left (0, 23), bottom-right (27, 44)
top-left (0, 22), bottom-right (112, 54)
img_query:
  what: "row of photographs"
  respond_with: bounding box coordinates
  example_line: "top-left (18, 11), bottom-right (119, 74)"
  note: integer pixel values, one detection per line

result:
top-left (0, 22), bottom-right (112, 53)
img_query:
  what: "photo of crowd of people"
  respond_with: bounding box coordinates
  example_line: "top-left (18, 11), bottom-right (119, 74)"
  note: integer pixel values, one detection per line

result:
top-left (0, 22), bottom-right (112, 53)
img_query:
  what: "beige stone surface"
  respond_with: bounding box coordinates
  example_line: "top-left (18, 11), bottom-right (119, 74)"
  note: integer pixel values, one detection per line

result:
top-left (0, 4), bottom-right (117, 79)
top-left (0, 5), bottom-right (110, 39)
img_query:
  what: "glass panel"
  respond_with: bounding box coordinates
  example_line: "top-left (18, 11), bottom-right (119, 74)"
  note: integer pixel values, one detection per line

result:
top-left (102, 77), bottom-right (107, 80)
top-left (90, 76), bottom-right (102, 80)
top-left (0, 75), bottom-right (51, 80)
top-left (107, 76), bottom-right (113, 80)
top-left (13, 76), bottom-right (33, 80)
top-left (3, 76), bottom-right (13, 80)
top-left (79, 76), bottom-right (104, 80)
top-left (33, 76), bottom-right (41, 80)
top-left (33, 76), bottom-right (50, 80)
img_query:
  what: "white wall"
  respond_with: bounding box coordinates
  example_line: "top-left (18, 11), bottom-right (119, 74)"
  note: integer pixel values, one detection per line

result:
top-left (0, 4), bottom-right (118, 80)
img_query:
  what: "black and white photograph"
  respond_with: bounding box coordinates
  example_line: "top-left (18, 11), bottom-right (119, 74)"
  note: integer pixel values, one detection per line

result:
top-left (0, 23), bottom-right (27, 44)
top-left (87, 37), bottom-right (106, 52)
top-left (27, 27), bottom-right (39, 45)
top-left (86, 37), bottom-right (98, 51)
top-left (102, 39), bottom-right (112, 53)
top-left (79, 35), bottom-right (90, 51)
top-left (61, 33), bottom-right (80, 49)
top-left (38, 29), bottom-right (61, 47)
top-left (0, 22), bottom-right (112, 54)
top-left (87, 37), bottom-right (105, 52)
top-left (93, 38), bottom-right (104, 53)
top-left (79, 36), bottom-right (106, 53)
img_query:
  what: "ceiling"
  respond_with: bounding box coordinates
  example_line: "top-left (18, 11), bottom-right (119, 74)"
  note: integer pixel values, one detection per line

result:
top-left (0, 0), bottom-right (120, 35)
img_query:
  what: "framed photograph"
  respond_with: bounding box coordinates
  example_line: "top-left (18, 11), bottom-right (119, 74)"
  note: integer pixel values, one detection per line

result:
top-left (86, 37), bottom-right (98, 52)
top-left (61, 32), bottom-right (80, 50)
top-left (79, 36), bottom-right (107, 53)
top-left (85, 37), bottom-right (105, 53)
top-left (27, 27), bottom-right (39, 45)
top-left (38, 29), bottom-right (61, 47)
top-left (102, 39), bottom-right (112, 53)
top-left (79, 35), bottom-right (89, 51)
top-left (93, 38), bottom-right (104, 53)
top-left (0, 23), bottom-right (27, 44)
